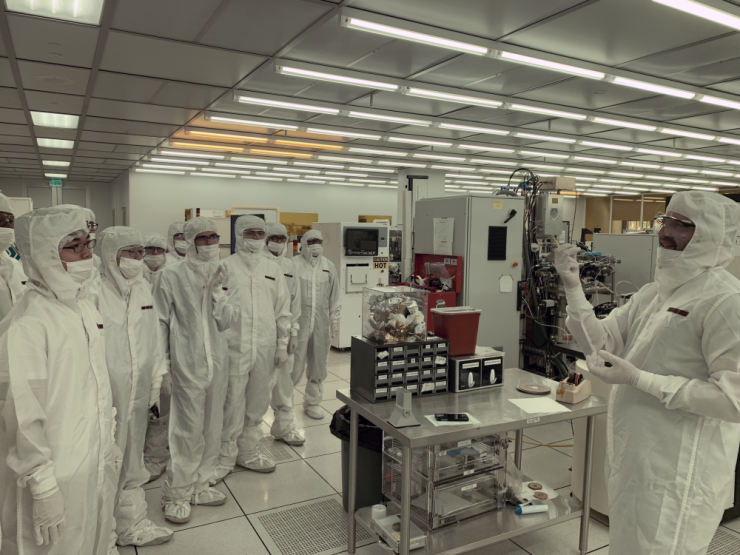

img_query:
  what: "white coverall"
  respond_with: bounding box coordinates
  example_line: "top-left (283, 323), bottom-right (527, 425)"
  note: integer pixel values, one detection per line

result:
top-left (88, 227), bottom-right (170, 546)
top-left (0, 205), bottom-right (116, 555)
top-left (0, 192), bottom-right (26, 321)
top-left (214, 216), bottom-right (291, 476)
top-left (153, 217), bottom-right (240, 516)
top-left (564, 191), bottom-right (740, 555)
top-left (291, 230), bottom-right (341, 409)
top-left (141, 231), bottom-right (172, 480)
top-left (165, 222), bottom-right (186, 267)
top-left (262, 223), bottom-right (303, 439)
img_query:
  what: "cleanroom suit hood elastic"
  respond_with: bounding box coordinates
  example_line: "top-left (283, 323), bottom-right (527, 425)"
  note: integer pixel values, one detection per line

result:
top-left (165, 221), bottom-right (186, 266)
top-left (564, 191), bottom-right (740, 555)
top-left (0, 191), bottom-right (26, 320)
top-left (0, 205), bottom-right (116, 555)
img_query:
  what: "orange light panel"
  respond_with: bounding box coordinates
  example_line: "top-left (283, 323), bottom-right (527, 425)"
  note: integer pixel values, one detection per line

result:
top-left (274, 139), bottom-right (344, 150)
top-left (187, 131), bottom-right (269, 143)
top-left (250, 149), bottom-right (314, 158)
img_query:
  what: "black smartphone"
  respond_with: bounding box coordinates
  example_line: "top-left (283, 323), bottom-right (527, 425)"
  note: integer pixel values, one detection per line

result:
top-left (435, 413), bottom-right (469, 422)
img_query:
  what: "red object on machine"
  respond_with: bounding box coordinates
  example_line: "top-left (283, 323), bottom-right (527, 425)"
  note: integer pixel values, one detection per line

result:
top-left (431, 307), bottom-right (481, 357)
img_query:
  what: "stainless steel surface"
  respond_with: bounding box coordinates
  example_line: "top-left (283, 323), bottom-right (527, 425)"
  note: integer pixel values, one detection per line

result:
top-left (578, 416), bottom-right (596, 555)
top-left (348, 409), bottom-right (359, 554)
top-left (401, 445), bottom-right (413, 555)
top-left (514, 429), bottom-right (524, 470)
top-left (337, 368), bottom-right (608, 449)
top-left (355, 489), bottom-right (583, 555)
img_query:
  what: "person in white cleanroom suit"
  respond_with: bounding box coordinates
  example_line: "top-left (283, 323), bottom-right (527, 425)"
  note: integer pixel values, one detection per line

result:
top-left (88, 227), bottom-right (173, 548)
top-left (0, 192), bottom-right (26, 320)
top-left (262, 223), bottom-right (305, 446)
top-left (140, 231), bottom-right (174, 482)
top-left (291, 230), bottom-right (341, 420)
top-left (153, 217), bottom-right (240, 524)
top-left (0, 205), bottom-right (118, 555)
top-left (555, 191), bottom-right (740, 555)
top-left (165, 222), bottom-right (187, 266)
top-left (212, 216), bottom-right (291, 481)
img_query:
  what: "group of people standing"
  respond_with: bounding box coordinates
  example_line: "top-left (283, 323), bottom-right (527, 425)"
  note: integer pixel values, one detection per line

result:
top-left (0, 200), bottom-right (340, 554)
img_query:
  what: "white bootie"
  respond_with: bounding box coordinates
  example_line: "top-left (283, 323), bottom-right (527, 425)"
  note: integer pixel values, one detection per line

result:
top-left (274, 428), bottom-right (306, 446)
top-left (162, 500), bottom-right (191, 524)
top-left (191, 486), bottom-right (227, 506)
top-left (237, 453), bottom-right (276, 473)
top-left (117, 518), bottom-right (174, 547)
top-left (304, 405), bottom-right (325, 420)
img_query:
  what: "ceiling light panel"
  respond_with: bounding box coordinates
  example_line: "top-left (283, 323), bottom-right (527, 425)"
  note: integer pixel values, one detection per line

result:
top-left (276, 66), bottom-right (398, 90)
top-left (661, 128), bottom-right (715, 140)
top-left (347, 112), bottom-right (431, 126)
top-left (405, 88), bottom-right (501, 108)
top-left (42, 160), bottom-right (70, 167)
top-left (5, 0), bottom-right (104, 24)
top-left (516, 133), bottom-right (576, 143)
top-left (459, 145), bottom-right (515, 153)
top-left (31, 111), bottom-right (79, 129)
top-left (592, 117), bottom-right (657, 131)
top-left (44, 173), bottom-right (67, 178)
top-left (612, 77), bottom-right (695, 99)
top-left (37, 138), bottom-right (74, 149)
top-left (497, 51), bottom-right (604, 79)
top-left (653, 0), bottom-right (740, 31)
top-left (235, 95), bottom-right (340, 114)
top-left (439, 123), bottom-right (508, 135)
top-left (305, 128), bottom-right (381, 140)
top-left (510, 104), bottom-right (587, 120)
top-left (205, 115), bottom-right (299, 130)
top-left (388, 137), bottom-right (452, 146)
top-left (159, 150), bottom-right (224, 159)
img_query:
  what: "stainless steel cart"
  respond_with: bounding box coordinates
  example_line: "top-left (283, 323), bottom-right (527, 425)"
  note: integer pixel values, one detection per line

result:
top-left (339, 368), bottom-right (608, 555)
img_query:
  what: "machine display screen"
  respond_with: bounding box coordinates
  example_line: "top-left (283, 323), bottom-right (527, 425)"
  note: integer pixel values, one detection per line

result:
top-left (345, 228), bottom-right (379, 256)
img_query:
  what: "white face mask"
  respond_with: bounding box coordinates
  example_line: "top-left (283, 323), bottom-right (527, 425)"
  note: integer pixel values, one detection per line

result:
top-left (308, 244), bottom-right (323, 257)
top-left (119, 257), bottom-right (143, 280)
top-left (66, 258), bottom-right (94, 285)
top-left (144, 254), bottom-right (165, 270)
top-left (267, 241), bottom-right (284, 256)
top-left (174, 240), bottom-right (188, 255)
top-left (242, 238), bottom-right (264, 253)
top-left (0, 228), bottom-right (15, 251)
top-left (196, 244), bottom-right (219, 262)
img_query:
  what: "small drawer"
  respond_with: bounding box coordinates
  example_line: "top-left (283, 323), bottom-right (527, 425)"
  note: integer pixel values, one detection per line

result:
top-left (391, 372), bottom-right (404, 385)
top-left (421, 356), bottom-right (434, 368)
top-left (435, 380), bottom-right (448, 393)
top-left (390, 359), bottom-right (407, 371)
top-left (390, 346), bottom-right (406, 359)
top-left (376, 349), bottom-right (389, 360)
top-left (375, 360), bottom-right (390, 372)
top-left (435, 367), bottom-right (448, 379)
top-left (406, 383), bottom-right (419, 396)
top-left (375, 373), bottom-right (389, 386)
top-left (374, 387), bottom-right (389, 400)
top-left (435, 342), bottom-right (449, 355)
top-left (435, 356), bottom-right (448, 368)
top-left (419, 381), bottom-right (436, 395)
top-left (421, 343), bottom-right (435, 356)
top-left (421, 369), bottom-right (434, 381)
top-left (405, 346), bottom-right (420, 358)
top-left (405, 370), bottom-right (420, 383)
top-left (406, 357), bottom-right (419, 369)
top-left (390, 385), bottom-right (403, 399)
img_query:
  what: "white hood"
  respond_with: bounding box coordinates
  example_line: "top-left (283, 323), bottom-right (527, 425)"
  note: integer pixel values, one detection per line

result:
top-left (184, 216), bottom-right (220, 284)
top-left (98, 226), bottom-right (144, 297)
top-left (235, 214), bottom-right (265, 269)
top-left (0, 191), bottom-right (14, 215)
top-left (301, 229), bottom-right (323, 265)
top-left (263, 222), bottom-right (288, 259)
top-left (143, 231), bottom-right (167, 251)
top-left (167, 221), bottom-right (185, 253)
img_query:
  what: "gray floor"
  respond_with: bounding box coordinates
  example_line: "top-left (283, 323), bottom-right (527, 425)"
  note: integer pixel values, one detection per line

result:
top-left (125, 348), bottom-right (740, 555)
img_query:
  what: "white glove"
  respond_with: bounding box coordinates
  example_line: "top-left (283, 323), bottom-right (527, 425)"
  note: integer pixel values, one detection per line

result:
top-left (161, 372), bottom-right (173, 396)
top-left (113, 443), bottom-right (123, 474)
top-left (32, 487), bottom-right (66, 546)
top-left (586, 350), bottom-right (642, 386)
top-left (330, 320), bottom-right (339, 339)
top-left (149, 387), bottom-right (160, 409)
top-left (553, 244), bottom-right (582, 290)
top-left (275, 348), bottom-right (288, 366)
top-left (211, 264), bottom-right (227, 295)
top-left (288, 335), bottom-right (298, 355)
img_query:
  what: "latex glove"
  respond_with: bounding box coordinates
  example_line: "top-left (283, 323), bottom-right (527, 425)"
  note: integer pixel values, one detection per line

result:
top-left (553, 244), bottom-right (582, 290)
top-left (113, 443), bottom-right (123, 474)
top-left (586, 350), bottom-right (642, 386)
top-left (287, 335), bottom-right (298, 355)
top-left (275, 348), bottom-right (288, 366)
top-left (330, 320), bottom-right (340, 339)
top-left (149, 387), bottom-right (160, 409)
top-left (211, 264), bottom-right (227, 295)
top-left (32, 488), bottom-right (66, 546)
top-left (161, 372), bottom-right (173, 396)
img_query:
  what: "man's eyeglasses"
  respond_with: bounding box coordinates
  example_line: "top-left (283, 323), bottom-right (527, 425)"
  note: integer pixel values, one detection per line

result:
top-left (62, 239), bottom-right (96, 253)
top-left (145, 247), bottom-right (166, 255)
top-left (87, 222), bottom-right (99, 231)
top-left (120, 247), bottom-right (145, 258)
top-left (194, 234), bottom-right (220, 246)
top-left (268, 236), bottom-right (287, 244)
top-left (173, 233), bottom-right (185, 241)
top-left (654, 215), bottom-right (695, 231)
top-left (243, 229), bottom-right (266, 239)
top-left (307, 238), bottom-right (323, 245)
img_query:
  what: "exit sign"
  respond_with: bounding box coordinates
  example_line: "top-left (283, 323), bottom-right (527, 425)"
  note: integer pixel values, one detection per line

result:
top-left (50, 179), bottom-right (62, 187)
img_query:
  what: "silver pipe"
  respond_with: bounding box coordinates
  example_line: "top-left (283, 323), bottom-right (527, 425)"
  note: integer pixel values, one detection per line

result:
top-left (400, 444), bottom-right (413, 555)
top-left (514, 429), bottom-right (524, 469)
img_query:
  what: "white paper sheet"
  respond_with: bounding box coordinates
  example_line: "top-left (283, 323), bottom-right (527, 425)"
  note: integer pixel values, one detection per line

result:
top-left (424, 413), bottom-right (481, 427)
top-left (499, 275), bottom-right (513, 293)
top-left (433, 217), bottom-right (454, 255)
top-left (508, 398), bottom-right (571, 414)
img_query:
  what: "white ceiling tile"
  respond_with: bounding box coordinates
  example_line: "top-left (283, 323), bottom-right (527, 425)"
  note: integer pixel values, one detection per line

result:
top-left (113, 144), bottom-right (153, 154)
top-left (0, 108), bottom-right (26, 125)
top-left (200, 0), bottom-right (331, 57)
top-left (413, 56), bottom-right (510, 87)
top-left (576, 128), bottom-right (666, 143)
top-left (241, 66), bottom-right (322, 97)
top-left (87, 98), bottom-right (197, 125)
top-left (149, 81), bottom-right (227, 110)
top-left (295, 82), bottom-right (373, 104)
top-left (308, 114), bottom-right (401, 131)
top-left (0, 135), bottom-right (33, 146)
top-left (519, 119), bottom-right (608, 135)
top-left (17, 61), bottom-right (90, 96)
top-left (668, 58), bottom-right (740, 87)
top-left (93, 71), bottom-right (164, 104)
top-left (76, 150), bottom-right (142, 160)
top-left (25, 90), bottom-right (84, 114)
top-left (349, 91), bottom-right (465, 116)
top-left (126, 122), bottom-right (180, 137)
top-left (101, 31), bottom-right (266, 88)
top-left (80, 131), bottom-right (162, 146)
top-left (602, 98), bottom-right (721, 122)
top-left (514, 78), bottom-right (652, 110)
top-left (709, 79), bottom-right (740, 96)
top-left (0, 59), bottom-right (15, 88)
top-left (112, 0), bottom-right (223, 42)
top-left (350, 41), bottom-right (455, 79)
top-left (83, 117), bottom-right (132, 134)
top-left (33, 127), bottom-right (77, 140)
top-left (0, 123), bottom-right (29, 137)
top-left (670, 111), bottom-right (740, 132)
top-left (469, 66), bottom-right (568, 96)
top-left (0, 87), bottom-right (22, 110)
top-left (8, 14), bottom-right (99, 68)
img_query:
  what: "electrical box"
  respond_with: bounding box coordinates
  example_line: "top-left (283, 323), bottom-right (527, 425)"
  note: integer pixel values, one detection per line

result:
top-left (535, 193), bottom-right (564, 238)
top-left (538, 176), bottom-right (576, 191)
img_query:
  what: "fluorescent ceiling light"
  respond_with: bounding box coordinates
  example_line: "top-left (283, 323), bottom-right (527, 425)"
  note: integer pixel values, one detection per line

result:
top-left (653, 0), bottom-right (740, 30)
top-left (510, 104), bottom-right (587, 120)
top-left (294, 162), bottom-right (344, 168)
top-left (600, 179), bottom-right (630, 184)
top-left (136, 169), bottom-right (185, 175)
top-left (206, 115), bottom-right (298, 130)
top-left (5, 0), bottom-right (104, 24)
top-left (152, 156), bottom-right (210, 165)
top-left (274, 139), bottom-right (342, 150)
top-left (170, 141), bottom-right (245, 153)
top-left (44, 173), bottom-right (67, 178)
top-left (702, 170), bottom-right (733, 176)
top-left (37, 138), bottom-right (73, 149)
top-left (249, 149), bottom-right (313, 158)
top-left (241, 175), bottom-right (282, 181)
top-left (376, 161), bottom-right (427, 167)
top-left (471, 159), bottom-right (516, 165)
top-left (498, 51), bottom-right (604, 79)
top-left (431, 165), bottom-right (470, 171)
top-left (159, 150), bottom-right (225, 159)
top-left (319, 156), bottom-right (370, 163)
top-left (581, 141), bottom-right (633, 151)
top-left (326, 171), bottom-right (367, 177)
top-left (636, 148), bottom-right (681, 157)
top-left (447, 174), bottom-right (480, 178)
top-left (231, 157), bottom-right (288, 164)
top-left (651, 189), bottom-right (676, 193)
top-left (413, 153), bottom-right (465, 161)
top-left (257, 172), bottom-right (299, 178)
top-left (215, 163), bottom-right (268, 170)
top-left (712, 181), bottom-right (738, 186)
top-left (142, 163), bottom-right (197, 171)
top-left (352, 166), bottom-right (394, 173)
top-left (388, 137), bottom-right (452, 146)
top-left (207, 168), bottom-right (253, 175)
top-left (699, 95), bottom-right (740, 110)
top-left (348, 111), bottom-right (431, 126)
top-left (342, 17), bottom-right (489, 55)
top-left (305, 128), bottom-right (381, 140)
top-left (692, 186), bottom-right (718, 191)
top-left (519, 151), bottom-right (569, 158)
top-left (592, 117), bottom-right (657, 131)
top-left (439, 123), bottom-right (508, 135)
top-left (664, 184), bottom-right (692, 189)
top-left (368, 184), bottom-right (398, 189)
top-left (349, 147), bottom-right (404, 156)
top-left (235, 95), bottom-right (339, 114)
top-left (679, 178), bottom-right (709, 183)
top-left (527, 164), bottom-right (563, 170)
top-left (186, 130), bottom-right (269, 142)
top-left (662, 166), bottom-right (698, 173)
top-left (42, 160), bottom-right (70, 167)
top-left (330, 181), bottom-right (364, 187)
top-left (288, 178), bottom-right (327, 184)
top-left (350, 178), bottom-right (387, 183)
top-left (728, 161), bottom-right (740, 165)
top-left (719, 137), bottom-right (740, 145)
top-left (405, 88), bottom-right (501, 108)
top-left (573, 156), bottom-right (617, 164)
top-left (685, 154), bottom-right (726, 162)
top-left (277, 66), bottom-right (398, 90)
top-left (609, 172), bottom-right (644, 177)
top-left (565, 168), bottom-right (605, 174)
top-left (195, 172), bottom-right (236, 179)
top-left (459, 144), bottom-right (515, 153)
top-left (31, 111), bottom-right (79, 129)
top-left (645, 175), bottom-right (674, 180)
top-left (612, 77), bottom-right (694, 99)
top-left (516, 133), bottom-right (576, 143)
top-left (453, 180), bottom-right (488, 185)
top-left (622, 186), bottom-right (649, 191)
top-left (279, 167), bottom-right (320, 174)
top-left (620, 161), bottom-right (660, 168)
top-left (661, 128), bottom-right (716, 140)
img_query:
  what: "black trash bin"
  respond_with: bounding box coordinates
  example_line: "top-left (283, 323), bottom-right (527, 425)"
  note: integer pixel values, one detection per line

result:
top-left (330, 405), bottom-right (384, 512)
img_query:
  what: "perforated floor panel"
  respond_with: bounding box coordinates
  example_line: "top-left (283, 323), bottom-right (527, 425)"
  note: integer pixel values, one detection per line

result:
top-left (709, 528), bottom-right (740, 555)
top-left (252, 496), bottom-right (373, 555)
top-left (259, 435), bottom-right (301, 463)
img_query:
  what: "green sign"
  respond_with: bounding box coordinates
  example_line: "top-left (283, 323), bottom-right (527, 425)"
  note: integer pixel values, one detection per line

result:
top-left (50, 179), bottom-right (62, 187)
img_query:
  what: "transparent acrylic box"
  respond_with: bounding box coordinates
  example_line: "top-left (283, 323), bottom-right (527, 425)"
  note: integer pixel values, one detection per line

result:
top-left (362, 286), bottom-right (429, 345)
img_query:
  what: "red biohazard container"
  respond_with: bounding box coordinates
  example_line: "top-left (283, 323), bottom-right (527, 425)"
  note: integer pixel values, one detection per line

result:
top-left (431, 307), bottom-right (481, 357)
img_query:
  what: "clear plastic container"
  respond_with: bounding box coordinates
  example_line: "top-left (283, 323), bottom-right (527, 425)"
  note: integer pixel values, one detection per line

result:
top-left (363, 286), bottom-right (429, 344)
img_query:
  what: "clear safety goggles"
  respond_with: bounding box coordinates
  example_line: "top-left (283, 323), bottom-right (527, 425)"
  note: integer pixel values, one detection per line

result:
top-left (654, 214), bottom-right (695, 232)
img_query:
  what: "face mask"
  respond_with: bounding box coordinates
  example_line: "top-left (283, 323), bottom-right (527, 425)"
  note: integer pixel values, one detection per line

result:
top-left (144, 254), bottom-right (165, 270)
top-left (174, 240), bottom-right (188, 255)
top-left (196, 244), bottom-right (219, 262)
top-left (242, 239), bottom-right (264, 253)
top-left (66, 258), bottom-right (94, 285)
top-left (0, 228), bottom-right (14, 251)
top-left (308, 244), bottom-right (323, 257)
top-left (119, 257), bottom-right (143, 280)
top-left (656, 248), bottom-right (681, 267)
top-left (267, 241), bottom-right (284, 256)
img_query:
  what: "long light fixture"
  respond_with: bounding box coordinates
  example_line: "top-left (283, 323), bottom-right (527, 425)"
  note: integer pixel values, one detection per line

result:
top-left (151, 156), bottom-right (210, 165)
top-left (637, 148), bottom-right (682, 157)
top-left (510, 104), bottom-right (587, 120)
top-left (249, 149), bottom-right (313, 158)
top-left (31, 111), bottom-right (79, 129)
top-left (653, 0), bottom-right (740, 30)
top-left (215, 163), bottom-right (268, 170)
top-left (458, 144), bottom-right (515, 153)
top-left (37, 138), bottom-right (74, 149)
top-left (611, 77), bottom-right (695, 99)
top-left (294, 162), bottom-right (344, 168)
top-left (349, 147), bottom-right (405, 156)
top-left (376, 161), bottom-right (427, 167)
top-left (206, 115), bottom-right (299, 130)
top-left (700, 95), bottom-right (740, 110)
top-left (235, 95), bottom-right (340, 114)
top-left (170, 141), bottom-right (245, 153)
top-left (136, 169), bottom-right (185, 175)
top-left (160, 150), bottom-right (224, 159)
top-left (592, 117), bottom-right (657, 131)
top-left (498, 51), bottom-right (604, 79)
top-left (405, 88), bottom-right (502, 108)
top-left (519, 151), bottom-right (569, 158)
top-left (516, 132), bottom-right (576, 143)
top-left (280, 167), bottom-right (321, 174)
top-left (354, 166), bottom-right (394, 173)
top-left (412, 153), bottom-right (465, 161)
top-left (581, 141), bottom-right (633, 151)
top-left (274, 139), bottom-right (343, 150)
top-left (276, 66), bottom-right (398, 90)
top-left (5, 0), bottom-right (104, 25)
top-left (438, 123), bottom-right (509, 135)
top-left (42, 160), bottom-right (70, 167)
top-left (142, 163), bottom-right (197, 171)
top-left (195, 172), bottom-right (236, 179)
top-left (620, 161), bottom-right (659, 168)
top-left (686, 154), bottom-right (726, 162)
top-left (232, 157), bottom-right (288, 164)
top-left (319, 156), bottom-right (370, 163)
top-left (719, 137), bottom-right (740, 145)
top-left (306, 128), bottom-right (381, 140)
top-left (45, 173), bottom-right (67, 178)
top-left (347, 111), bottom-right (432, 126)
top-left (340, 17), bottom-right (489, 55)
top-left (663, 166), bottom-right (698, 173)
top-left (185, 130), bottom-right (268, 143)
top-left (661, 128), bottom-right (716, 140)
top-left (573, 156), bottom-right (617, 164)
top-left (242, 175), bottom-right (283, 181)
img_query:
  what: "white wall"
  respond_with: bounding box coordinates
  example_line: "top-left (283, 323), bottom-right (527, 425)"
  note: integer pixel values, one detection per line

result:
top-left (562, 197), bottom-right (587, 241)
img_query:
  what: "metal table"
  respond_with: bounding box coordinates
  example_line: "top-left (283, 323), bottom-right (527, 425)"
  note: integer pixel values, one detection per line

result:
top-left (338, 368), bottom-right (608, 555)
